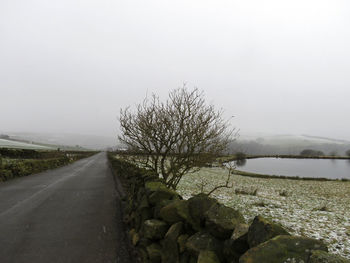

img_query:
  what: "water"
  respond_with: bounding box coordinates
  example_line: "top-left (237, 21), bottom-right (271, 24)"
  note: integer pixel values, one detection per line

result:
top-left (233, 158), bottom-right (350, 179)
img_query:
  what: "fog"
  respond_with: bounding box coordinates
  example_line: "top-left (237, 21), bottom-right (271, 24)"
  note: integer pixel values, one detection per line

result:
top-left (1, 0), bottom-right (350, 142)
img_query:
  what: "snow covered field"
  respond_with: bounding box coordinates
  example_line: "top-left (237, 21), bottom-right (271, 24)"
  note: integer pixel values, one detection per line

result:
top-left (177, 167), bottom-right (350, 259)
top-left (0, 139), bottom-right (53, 150)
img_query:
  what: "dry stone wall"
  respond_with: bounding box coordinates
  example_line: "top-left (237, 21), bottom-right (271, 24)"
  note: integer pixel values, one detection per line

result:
top-left (108, 155), bottom-right (350, 263)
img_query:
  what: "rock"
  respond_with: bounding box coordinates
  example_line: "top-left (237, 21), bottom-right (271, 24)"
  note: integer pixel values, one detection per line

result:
top-left (161, 236), bottom-right (179, 263)
top-left (139, 248), bottom-right (150, 263)
top-left (138, 194), bottom-right (150, 209)
top-left (145, 181), bottom-right (169, 192)
top-left (143, 219), bottom-right (169, 240)
top-left (224, 229), bottom-right (249, 263)
top-left (205, 202), bottom-right (245, 239)
top-left (135, 207), bottom-right (153, 231)
top-left (197, 250), bottom-right (221, 263)
top-left (160, 222), bottom-right (183, 263)
top-left (179, 252), bottom-right (191, 263)
top-left (148, 188), bottom-right (180, 206)
top-left (165, 222), bottom-right (184, 240)
top-left (146, 243), bottom-right (162, 263)
top-left (247, 215), bottom-right (290, 248)
top-left (309, 250), bottom-right (350, 263)
top-left (239, 235), bottom-right (328, 263)
top-left (153, 199), bottom-right (173, 219)
top-left (231, 223), bottom-right (249, 240)
top-left (186, 231), bottom-right (222, 257)
top-left (129, 228), bottom-right (140, 246)
top-left (138, 237), bottom-right (152, 250)
top-left (177, 234), bottom-right (189, 253)
top-left (136, 187), bottom-right (147, 204)
top-left (160, 200), bottom-right (193, 225)
top-left (187, 194), bottom-right (218, 231)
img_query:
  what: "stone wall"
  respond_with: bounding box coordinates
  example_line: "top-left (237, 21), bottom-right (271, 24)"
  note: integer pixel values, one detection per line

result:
top-left (108, 155), bottom-right (350, 263)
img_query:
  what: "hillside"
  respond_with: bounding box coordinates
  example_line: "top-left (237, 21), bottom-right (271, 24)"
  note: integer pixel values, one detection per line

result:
top-left (230, 133), bottom-right (350, 155)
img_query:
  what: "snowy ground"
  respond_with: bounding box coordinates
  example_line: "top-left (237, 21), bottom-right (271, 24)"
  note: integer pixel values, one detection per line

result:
top-left (177, 167), bottom-right (350, 259)
top-left (0, 139), bottom-right (53, 149)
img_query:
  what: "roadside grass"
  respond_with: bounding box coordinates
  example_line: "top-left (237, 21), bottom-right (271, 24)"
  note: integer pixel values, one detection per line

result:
top-left (0, 149), bottom-right (96, 181)
top-left (177, 166), bottom-right (350, 259)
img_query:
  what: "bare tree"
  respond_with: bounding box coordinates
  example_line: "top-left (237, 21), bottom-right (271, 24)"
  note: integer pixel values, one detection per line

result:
top-left (118, 87), bottom-right (235, 189)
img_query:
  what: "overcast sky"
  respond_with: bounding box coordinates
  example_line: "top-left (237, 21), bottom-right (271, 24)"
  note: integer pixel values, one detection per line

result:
top-left (1, 0), bottom-right (349, 140)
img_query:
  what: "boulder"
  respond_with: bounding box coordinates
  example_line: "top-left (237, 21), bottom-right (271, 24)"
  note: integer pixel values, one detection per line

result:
top-left (160, 222), bottom-right (184, 263)
top-left (187, 194), bottom-right (218, 231)
top-left (153, 199), bottom-right (173, 219)
top-left (129, 228), bottom-right (140, 246)
top-left (247, 215), bottom-right (290, 248)
top-left (197, 250), bottom-right (221, 263)
top-left (139, 248), bottom-right (150, 263)
top-left (146, 243), bottom-right (162, 263)
top-left (231, 223), bottom-right (249, 240)
top-left (223, 224), bottom-right (250, 263)
top-left (135, 207), bottom-right (153, 231)
top-left (179, 252), bottom-right (191, 263)
top-left (186, 231), bottom-right (222, 257)
top-left (205, 203), bottom-right (245, 239)
top-left (145, 181), bottom-right (169, 192)
top-left (177, 234), bottom-right (189, 253)
top-left (160, 200), bottom-right (193, 225)
top-left (239, 235), bottom-right (328, 263)
top-left (309, 250), bottom-right (350, 263)
top-left (165, 222), bottom-right (184, 240)
top-left (138, 194), bottom-right (150, 209)
top-left (143, 219), bottom-right (169, 240)
top-left (148, 188), bottom-right (180, 206)
top-left (161, 236), bottom-right (179, 263)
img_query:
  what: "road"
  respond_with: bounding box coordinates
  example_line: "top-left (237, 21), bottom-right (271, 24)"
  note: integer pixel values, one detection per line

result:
top-left (0, 152), bottom-right (132, 263)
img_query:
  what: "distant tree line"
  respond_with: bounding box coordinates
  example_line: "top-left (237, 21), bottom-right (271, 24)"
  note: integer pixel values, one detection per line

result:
top-left (228, 140), bottom-right (350, 157)
top-left (300, 149), bottom-right (324, 157)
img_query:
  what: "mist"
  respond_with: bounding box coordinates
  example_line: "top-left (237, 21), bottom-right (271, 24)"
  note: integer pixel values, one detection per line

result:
top-left (1, 0), bottom-right (350, 142)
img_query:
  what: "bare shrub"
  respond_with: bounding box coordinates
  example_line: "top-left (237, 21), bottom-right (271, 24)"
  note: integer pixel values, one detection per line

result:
top-left (118, 87), bottom-right (235, 189)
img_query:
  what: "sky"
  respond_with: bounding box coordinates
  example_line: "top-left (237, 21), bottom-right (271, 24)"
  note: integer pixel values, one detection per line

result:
top-left (1, 0), bottom-right (350, 141)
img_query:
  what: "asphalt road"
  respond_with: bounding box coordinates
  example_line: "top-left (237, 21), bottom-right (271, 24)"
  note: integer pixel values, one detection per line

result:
top-left (0, 152), bottom-right (132, 263)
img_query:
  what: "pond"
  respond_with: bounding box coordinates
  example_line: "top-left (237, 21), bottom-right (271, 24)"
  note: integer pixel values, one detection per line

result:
top-left (233, 158), bottom-right (350, 180)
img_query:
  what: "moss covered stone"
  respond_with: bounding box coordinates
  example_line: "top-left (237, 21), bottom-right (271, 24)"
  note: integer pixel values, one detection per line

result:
top-left (231, 223), bottom-right (249, 240)
top-left (165, 222), bottom-right (184, 240)
top-left (146, 243), bottom-right (162, 263)
top-left (239, 235), bottom-right (328, 263)
top-left (197, 250), bottom-right (221, 263)
top-left (159, 200), bottom-right (193, 225)
top-left (145, 181), bottom-right (169, 192)
top-left (187, 194), bottom-right (218, 231)
top-left (161, 236), bottom-right (179, 263)
top-left (186, 231), bottom-right (222, 257)
top-left (309, 250), bottom-right (350, 263)
top-left (178, 234), bottom-right (189, 253)
top-left (143, 219), bottom-right (169, 240)
top-left (247, 215), bottom-right (290, 248)
top-left (129, 228), bottom-right (140, 246)
top-left (153, 199), bottom-right (173, 219)
top-left (148, 188), bottom-right (180, 206)
top-left (224, 224), bottom-right (250, 263)
top-left (205, 202), bottom-right (245, 239)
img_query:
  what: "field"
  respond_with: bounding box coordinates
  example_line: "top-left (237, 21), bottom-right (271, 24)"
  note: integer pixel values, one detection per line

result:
top-left (0, 139), bottom-right (54, 150)
top-left (177, 166), bottom-right (350, 259)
